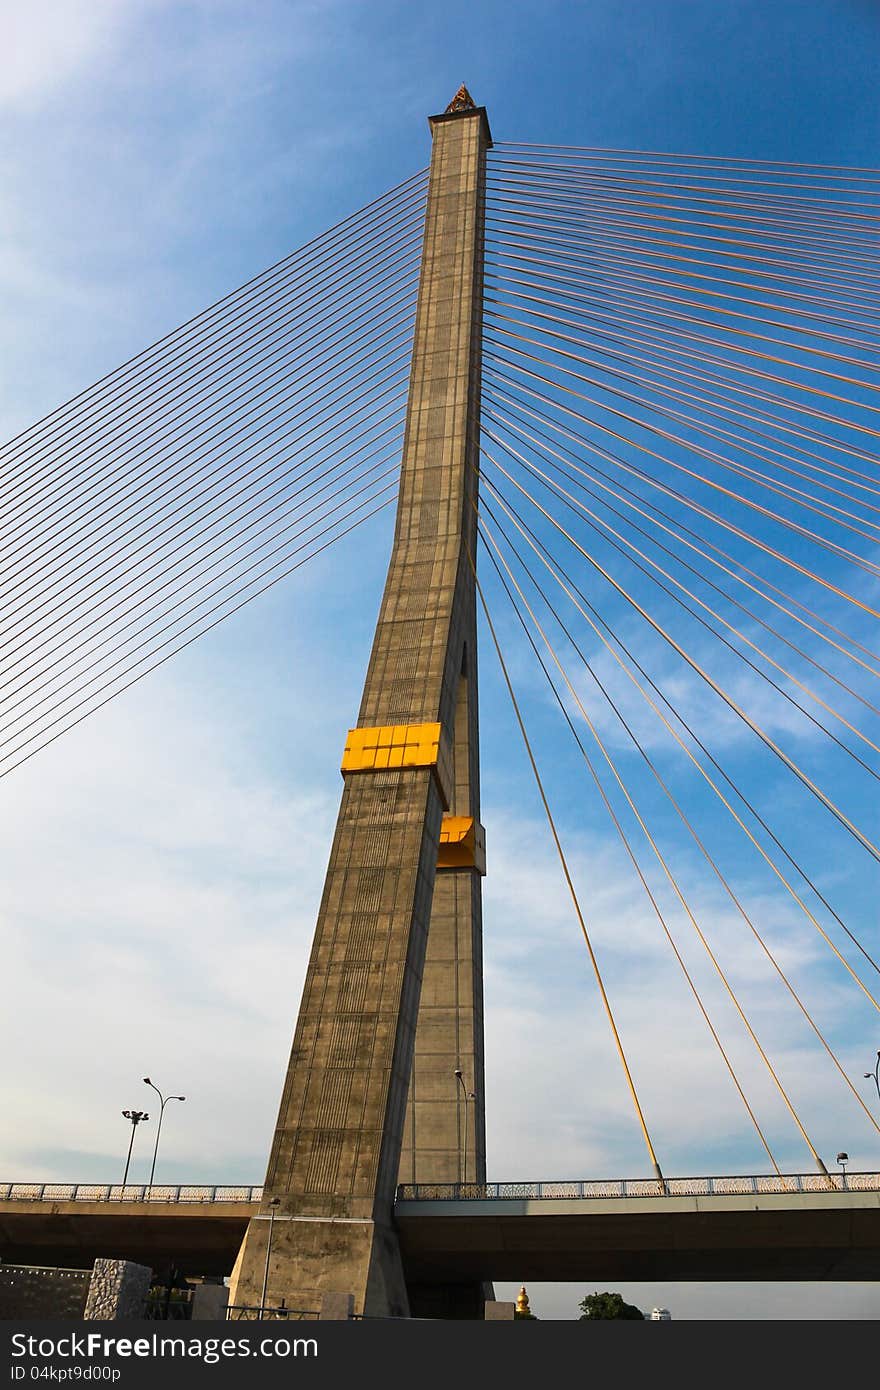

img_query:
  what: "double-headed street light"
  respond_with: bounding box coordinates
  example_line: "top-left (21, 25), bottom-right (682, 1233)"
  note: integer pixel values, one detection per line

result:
top-left (143, 1077), bottom-right (185, 1190)
top-left (121, 1109), bottom-right (148, 1187)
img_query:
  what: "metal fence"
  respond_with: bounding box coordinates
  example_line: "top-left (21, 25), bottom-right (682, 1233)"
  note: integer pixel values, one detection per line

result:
top-left (5, 1173), bottom-right (878, 1206)
top-left (396, 1171), bottom-right (880, 1201)
top-left (227, 1305), bottom-right (318, 1321)
top-left (0, 1184), bottom-right (263, 1203)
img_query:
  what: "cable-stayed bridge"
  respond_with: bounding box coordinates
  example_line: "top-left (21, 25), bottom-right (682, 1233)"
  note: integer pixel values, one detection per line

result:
top-left (2, 88), bottom-right (880, 1316)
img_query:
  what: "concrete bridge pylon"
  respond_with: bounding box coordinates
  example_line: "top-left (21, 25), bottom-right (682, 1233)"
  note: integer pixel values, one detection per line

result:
top-left (229, 91), bottom-right (491, 1318)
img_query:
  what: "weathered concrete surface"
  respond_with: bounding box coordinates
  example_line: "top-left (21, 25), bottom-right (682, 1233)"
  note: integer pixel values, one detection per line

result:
top-left (191, 1283), bottom-right (230, 1320)
top-left (484, 1301), bottom-right (515, 1320)
top-left (319, 1291), bottom-right (355, 1320)
top-left (230, 100), bottom-right (491, 1318)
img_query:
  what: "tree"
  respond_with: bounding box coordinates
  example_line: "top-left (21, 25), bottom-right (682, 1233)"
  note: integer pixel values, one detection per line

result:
top-left (578, 1291), bottom-right (645, 1320)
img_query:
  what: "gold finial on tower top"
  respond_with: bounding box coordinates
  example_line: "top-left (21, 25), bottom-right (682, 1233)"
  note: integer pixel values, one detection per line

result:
top-left (516, 1284), bottom-right (531, 1316)
top-left (446, 84), bottom-right (477, 113)
top-left (430, 85), bottom-right (492, 147)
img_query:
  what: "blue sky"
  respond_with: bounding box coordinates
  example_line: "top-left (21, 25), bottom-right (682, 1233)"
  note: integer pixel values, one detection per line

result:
top-left (1, 0), bottom-right (879, 1320)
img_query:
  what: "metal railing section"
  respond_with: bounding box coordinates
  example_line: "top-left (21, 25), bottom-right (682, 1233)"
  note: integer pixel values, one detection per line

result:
top-left (0, 1184), bottom-right (264, 1203)
top-left (5, 1173), bottom-right (879, 1205)
top-left (396, 1172), bottom-right (880, 1200)
top-left (226, 1305), bottom-right (318, 1321)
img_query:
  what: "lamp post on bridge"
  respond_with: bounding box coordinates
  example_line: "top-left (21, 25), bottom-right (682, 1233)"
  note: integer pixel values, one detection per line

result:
top-left (454, 1069), bottom-right (476, 1186)
top-left (143, 1077), bottom-right (185, 1191)
top-left (865, 1050), bottom-right (880, 1105)
top-left (121, 1109), bottom-right (148, 1187)
top-left (260, 1197), bottom-right (281, 1318)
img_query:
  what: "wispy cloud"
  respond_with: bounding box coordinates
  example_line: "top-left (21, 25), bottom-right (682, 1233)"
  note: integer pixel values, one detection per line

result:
top-left (0, 661), bottom-right (335, 1180)
top-left (1, 0), bottom-right (132, 111)
top-left (0, 0), bottom-right (420, 437)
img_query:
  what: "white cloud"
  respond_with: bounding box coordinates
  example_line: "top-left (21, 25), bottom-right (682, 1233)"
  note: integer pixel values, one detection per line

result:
top-left (0, 0), bottom-right (406, 442)
top-left (0, 0), bottom-right (133, 111)
top-left (0, 657), bottom-right (336, 1178)
top-left (481, 804), bottom-right (880, 1180)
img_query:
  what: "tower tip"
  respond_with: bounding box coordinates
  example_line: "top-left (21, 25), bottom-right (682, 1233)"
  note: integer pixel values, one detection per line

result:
top-left (429, 85), bottom-right (492, 146)
top-left (446, 84), bottom-right (477, 114)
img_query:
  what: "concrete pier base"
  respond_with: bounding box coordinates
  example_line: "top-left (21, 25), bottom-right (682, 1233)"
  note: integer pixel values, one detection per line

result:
top-left (230, 1214), bottom-right (409, 1318)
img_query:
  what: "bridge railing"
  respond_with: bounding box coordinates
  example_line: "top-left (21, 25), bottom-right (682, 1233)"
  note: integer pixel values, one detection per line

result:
top-left (5, 1173), bottom-right (879, 1204)
top-left (396, 1172), bottom-right (880, 1200)
top-left (0, 1184), bottom-right (264, 1203)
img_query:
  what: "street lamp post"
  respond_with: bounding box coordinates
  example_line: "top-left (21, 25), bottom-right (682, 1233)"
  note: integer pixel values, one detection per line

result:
top-left (260, 1198), bottom-right (280, 1317)
top-left (454, 1070), bottom-right (466, 1185)
top-left (865, 1050), bottom-right (880, 1104)
top-left (454, 1070), bottom-right (476, 1186)
top-left (143, 1077), bottom-right (185, 1191)
top-left (836, 1151), bottom-right (849, 1187)
top-left (121, 1110), bottom-right (148, 1187)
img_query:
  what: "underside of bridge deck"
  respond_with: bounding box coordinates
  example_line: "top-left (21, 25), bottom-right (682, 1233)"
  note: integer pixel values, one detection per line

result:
top-left (0, 1201), bottom-right (256, 1279)
top-left (395, 1194), bottom-right (880, 1283)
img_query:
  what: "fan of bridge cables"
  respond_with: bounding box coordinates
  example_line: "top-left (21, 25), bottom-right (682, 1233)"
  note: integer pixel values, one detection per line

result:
top-left (4, 137), bottom-right (880, 1173)
top-left (476, 142), bottom-right (880, 1177)
top-left (0, 169), bottom-right (427, 780)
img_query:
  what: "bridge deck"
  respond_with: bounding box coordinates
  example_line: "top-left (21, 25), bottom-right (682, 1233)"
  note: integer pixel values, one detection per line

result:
top-left (0, 1200), bottom-right (258, 1277)
top-left (2, 1177), bottom-right (878, 1282)
top-left (396, 1189), bottom-right (880, 1282)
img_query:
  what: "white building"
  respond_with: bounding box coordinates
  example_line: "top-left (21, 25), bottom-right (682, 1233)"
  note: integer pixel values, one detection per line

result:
top-left (648, 1307), bottom-right (672, 1320)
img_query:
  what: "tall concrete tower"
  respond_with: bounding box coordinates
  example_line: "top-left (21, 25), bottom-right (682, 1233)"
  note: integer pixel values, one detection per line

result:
top-left (229, 88), bottom-right (490, 1318)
